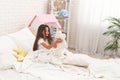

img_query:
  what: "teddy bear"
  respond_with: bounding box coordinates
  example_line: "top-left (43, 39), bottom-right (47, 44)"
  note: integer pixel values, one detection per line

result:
top-left (13, 47), bottom-right (28, 62)
top-left (53, 32), bottom-right (71, 59)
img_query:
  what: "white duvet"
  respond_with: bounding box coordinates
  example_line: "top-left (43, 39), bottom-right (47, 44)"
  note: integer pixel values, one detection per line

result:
top-left (0, 53), bottom-right (120, 80)
top-left (0, 49), bottom-right (119, 80)
top-left (13, 49), bottom-right (89, 80)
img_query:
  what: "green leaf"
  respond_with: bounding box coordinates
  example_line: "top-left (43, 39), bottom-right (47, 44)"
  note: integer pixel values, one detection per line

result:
top-left (103, 17), bottom-right (120, 53)
top-left (107, 25), bottom-right (115, 29)
top-left (104, 40), bottom-right (119, 52)
top-left (112, 22), bottom-right (120, 28)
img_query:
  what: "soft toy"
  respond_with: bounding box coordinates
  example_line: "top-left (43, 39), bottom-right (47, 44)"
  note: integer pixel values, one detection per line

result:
top-left (13, 47), bottom-right (28, 62)
top-left (54, 32), bottom-right (70, 58)
top-left (50, 26), bottom-right (57, 41)
top-left (57, 9), bottom-right (69, 17)
top-left (56, 32), bottom-right (68, 48)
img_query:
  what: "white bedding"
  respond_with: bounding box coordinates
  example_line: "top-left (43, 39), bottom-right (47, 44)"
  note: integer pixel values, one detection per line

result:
top-left (22, 51), bottom-right (120, 80)
top-left (0, 54), bottom-right (120, 80)
top-left (0, 27), bottom-right (120, 80)
top-left (14, 50), bottom-right (90, 80)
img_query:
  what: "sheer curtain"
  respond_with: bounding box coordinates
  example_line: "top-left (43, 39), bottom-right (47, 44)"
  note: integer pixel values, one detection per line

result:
top-left (71, 0), bottom-right (120, 56)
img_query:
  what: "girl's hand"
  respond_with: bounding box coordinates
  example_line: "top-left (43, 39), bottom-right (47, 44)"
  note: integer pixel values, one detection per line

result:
top-left (56, 38), bottom-right (63, 43)
top-left (51, 42), bottom-right (57, 48)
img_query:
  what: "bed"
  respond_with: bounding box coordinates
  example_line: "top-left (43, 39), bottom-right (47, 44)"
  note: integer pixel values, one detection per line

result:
top-left (0, 27), bottom-right (120, 80)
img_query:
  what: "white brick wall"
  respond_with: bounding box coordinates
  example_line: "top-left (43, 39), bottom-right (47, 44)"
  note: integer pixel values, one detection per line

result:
top-left (0, 0), bottom-right (48, 36)
top-left (0, 0), bottom-right (77, 49)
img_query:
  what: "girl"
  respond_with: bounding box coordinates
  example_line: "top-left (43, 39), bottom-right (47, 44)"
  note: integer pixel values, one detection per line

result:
top-left (33, 24), bottom-right (62, 51)
top-left (32, 24), bottom-right (89, 68)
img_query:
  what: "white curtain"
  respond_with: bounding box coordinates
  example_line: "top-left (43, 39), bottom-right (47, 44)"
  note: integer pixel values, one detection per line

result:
top-left (70, 0), bottom-right (120, 56)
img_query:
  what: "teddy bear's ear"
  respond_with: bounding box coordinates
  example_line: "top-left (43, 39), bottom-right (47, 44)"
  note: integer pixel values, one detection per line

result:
top-left (13, 47), bottom-right (22, 54)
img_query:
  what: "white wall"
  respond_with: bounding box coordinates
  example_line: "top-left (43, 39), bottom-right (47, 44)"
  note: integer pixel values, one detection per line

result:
top-left (0, 0), bottom-right (48, 36)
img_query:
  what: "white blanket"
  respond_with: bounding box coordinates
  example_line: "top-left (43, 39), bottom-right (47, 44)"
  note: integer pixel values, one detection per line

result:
top-left (0, 51), bottom-right (120, 80)
top-left (13, 50), bottom-right (90, 80)
top-left (10, 48), bottom-right (119, 80)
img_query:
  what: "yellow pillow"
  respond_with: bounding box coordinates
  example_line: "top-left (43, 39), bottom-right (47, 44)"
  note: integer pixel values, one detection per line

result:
top-left (13, 47), bottom-right (28, 62)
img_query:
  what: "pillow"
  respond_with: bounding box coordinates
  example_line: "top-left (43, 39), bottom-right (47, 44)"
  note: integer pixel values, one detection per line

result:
top-left (0, 53), bottom-right (17, 70)
top-left (0, 36), bottom-right (17, 54)
top-left (8, 27), bottom-right (35, 51)
top-left (0, 35), bottom-right (17, 70)
top-left (62, 54), bottom-right (90, 67)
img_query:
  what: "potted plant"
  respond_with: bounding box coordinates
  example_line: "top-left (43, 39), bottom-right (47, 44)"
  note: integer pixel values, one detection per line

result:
top-left (103, 17), bottom-right (120, 56)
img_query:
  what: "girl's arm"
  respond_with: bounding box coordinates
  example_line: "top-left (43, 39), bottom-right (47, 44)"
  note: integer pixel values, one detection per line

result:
top-left (51, 42), bottom-right (57, 48)
top-left (52, 38), bottom-right (63, 48)
top-left (56, 38), bottom-right (63, 43)
top-left (41, 42), bottom-right (53, 49)
top-left (40, 38), bottom-right (63, 49)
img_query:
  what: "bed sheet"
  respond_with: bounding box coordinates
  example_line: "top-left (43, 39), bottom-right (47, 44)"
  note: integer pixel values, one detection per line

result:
top-left (0, 48), bottom-right (120, 80)
top-left (0, 56), bottom-right (120, 80)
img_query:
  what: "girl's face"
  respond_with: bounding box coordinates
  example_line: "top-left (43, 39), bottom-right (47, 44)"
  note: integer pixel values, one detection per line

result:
top-left (44, 27), bottom-right (49, 36)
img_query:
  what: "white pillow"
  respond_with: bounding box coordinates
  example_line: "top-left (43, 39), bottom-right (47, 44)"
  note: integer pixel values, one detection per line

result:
top-left (0, 53), bottom-right (17, 70)
top-left (62, 54), bottom-right (90, 67)
top-left (0, 36), bottom-right (17, 54)
top-left (8, 27), bottom-right (35, 51)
